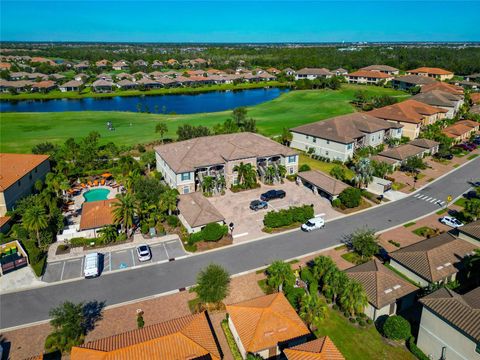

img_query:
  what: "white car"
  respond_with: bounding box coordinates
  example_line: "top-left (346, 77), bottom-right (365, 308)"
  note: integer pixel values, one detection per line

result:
top-left (136, 244), bottom-right (152, 262)
top-left (84, 252), bottom-right (99, 278)
top-left (439, 216), bottom-right (464, 228)
top-left (301, 217), bottom-right (325, 232)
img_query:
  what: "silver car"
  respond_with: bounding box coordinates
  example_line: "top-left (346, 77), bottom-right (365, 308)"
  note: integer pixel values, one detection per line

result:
top-left (136, 244), bottom-right (152, 262)
top-left (439, 216), bottom-right (464, 228)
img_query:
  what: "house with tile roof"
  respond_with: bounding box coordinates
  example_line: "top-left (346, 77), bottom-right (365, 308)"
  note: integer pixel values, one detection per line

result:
top-left (59, 79), bottom-right (83, 92)
top-left (391, 75), bottom-right (437, 91)
top-left (442, 120), bottom-right (479, 143)
top-left (79, 199), bottom-right (117, 235)
top-left (389, 232), bottom-right (478, 287)
top-left (295, 68), bottom-right (333, 80)
top-left (284, 336), bottom-right (345, 360)
top-left (346, 70), bottom-right (394, 85)
top-left (155, 133), bottom-right (298, 194)
top-left (0, 153), bottom-right (50, 216)
top-left (71, 311), bottom-right (222, 360)
top-left (369, 99), bottom-right (448, 139)
top-left (417, 287), bottom-right (480, 360)
top-left (457, 219), bottom-right (480, 245)
top-left (360, 65), bottom-right (399, 75)
top-left (420, 81), bottom-right (464, 96)
top-left (227, 293), bottom-right (310, 359)
top-left (407, 67), bottom-right (454, 81)
top-left (412, 90), bottom-right (464, 119)
top-left (346, 259), bottom-right (418, 320)
top-left (178, 192), bottom-right (225, 233)
top-left (290, 113), bottom-right (403, 162)
top-left (296, 170), bottom-right (349, 201)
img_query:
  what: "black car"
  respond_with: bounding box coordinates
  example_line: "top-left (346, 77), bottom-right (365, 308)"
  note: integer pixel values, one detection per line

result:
top-left (249, 200), bottom-right (268, 211)
top-left (260, 189), bottom-right (286, 201)
top-left (465, 190), bottom-right (480, 200)
top-left (435, 152), bottom-right (453, 160)
top-left (473, 137), bottom-right (480, 145)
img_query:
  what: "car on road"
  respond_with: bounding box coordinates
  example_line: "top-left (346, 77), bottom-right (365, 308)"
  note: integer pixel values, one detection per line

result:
top-left (136, 245), bottom-right (152, 262)
top-left (260, 189), bottom-right (286, 201)
top-left (439, 216), bottom-right (464, 228)
top-left (301, 217), bottom-right (325, 232)
top-left (249, 200), bottom-right (268, 211)
top-left (84, 252), bottom-right (99, 278)
top-left (465, 190), bottom-right (480, 200)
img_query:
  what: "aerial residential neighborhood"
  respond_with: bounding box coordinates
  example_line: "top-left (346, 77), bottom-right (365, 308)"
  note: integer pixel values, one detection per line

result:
top-left (1, 2), bottom-right (480, 360)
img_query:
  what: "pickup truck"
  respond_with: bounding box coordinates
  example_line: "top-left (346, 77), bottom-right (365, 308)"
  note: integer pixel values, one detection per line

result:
top-left (260, 189), bottom-right (286, 201)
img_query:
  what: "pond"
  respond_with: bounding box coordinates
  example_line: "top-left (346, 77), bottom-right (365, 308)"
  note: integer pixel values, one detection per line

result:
top-left (0, 87), bottom-right (289, 113)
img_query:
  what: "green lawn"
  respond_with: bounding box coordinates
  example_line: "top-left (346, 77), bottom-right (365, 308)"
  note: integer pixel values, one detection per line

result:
top-left (0, 85), bottom-right (409, 153)
top-left (316, 308), bottom-right (414, 360)
top-left (299, 154), bottom-right (356, 179)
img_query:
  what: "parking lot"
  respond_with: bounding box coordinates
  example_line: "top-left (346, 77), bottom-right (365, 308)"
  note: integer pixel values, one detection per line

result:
top-left (42, 239), bottom-right (187, 283)
top-left (208, 181), bottom-right (342, 243)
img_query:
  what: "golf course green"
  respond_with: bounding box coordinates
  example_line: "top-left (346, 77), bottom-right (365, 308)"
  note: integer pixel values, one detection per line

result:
top-left (0, 85), bottom-right (409, 153)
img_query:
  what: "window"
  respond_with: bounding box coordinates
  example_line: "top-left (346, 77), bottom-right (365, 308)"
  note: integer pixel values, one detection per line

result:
top-left (326, 140), bottom-right (330, 145)
top-left (289, 167), bottom-right (294, 175)
top-left (325, 151), bottom-right (329, 156)
top-left (288, 155), bottom-right (296, 164)
top-left (347, 143), bottom-right (353, 150)
top-left (313, 137), bottom-right (316, 143)
top-left (17, 180), bottom-right (21, 187)
top-left (181, 172), bottom-right (191, 181)
top-left (34, 167), bottom-right (38, 173)
top-left (29, 173), bottom-right (32, 180)
top-left (306, 135), bottom-right (309, 140)
top-left (183, 186), bottom-right (189, 194)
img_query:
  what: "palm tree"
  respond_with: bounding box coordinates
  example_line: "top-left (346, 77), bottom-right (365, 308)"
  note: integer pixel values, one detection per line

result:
top-left (323, 269), bottom-right (349, 302)
top-left (339, 279), bottom-right (368, 316)
top-left (155, 122), bottom-right (168, 143)
top-left (123, 170), bottom-right (141, 193)
top-left (202, 176), bottom-right (214, 193)
top-left (233, 162), bottom-right (257, 188)
top-left (214, 175), bottom-right (226, 193)
top-left (266, 260), bottom-right (295, 292)
top-left (299, 293), bottom-right (327, 330)
top-left (277, 164), bottom-right (287, 179)
top-left (45, 172), bottom-right (70, 197)
top-left (22, 205), bottom-right (49, 247)
top-left (264, 166), bottom-right (276, 184)
top-left (113, 193), bottom-right (136, 237)
top-left (159, 189), bottom-right (178, 215)
top-left (311, 256), bottom-right (337, 285)
top-left (98, 225), bottom-right (118, 245)
top-left (354, 157), bottom-right (374, 188)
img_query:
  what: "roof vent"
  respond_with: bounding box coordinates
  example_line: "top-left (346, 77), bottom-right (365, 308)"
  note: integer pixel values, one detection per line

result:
top-left (393, 285), bottom-right (401, 290)
top-left (444, 262), bottom-right (451, 267)
top-left (384, 289), bottom-right (392, 294)
top-left (264, 331), bottom-right (274, 337)
top-left (278, 327), bottom-right (287, 332)
top-left (436, 266), bottom-right (444, 270)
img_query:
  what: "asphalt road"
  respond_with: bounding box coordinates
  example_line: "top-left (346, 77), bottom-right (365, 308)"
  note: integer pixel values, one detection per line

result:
top-left (1, 157), bottom-right (478, 329)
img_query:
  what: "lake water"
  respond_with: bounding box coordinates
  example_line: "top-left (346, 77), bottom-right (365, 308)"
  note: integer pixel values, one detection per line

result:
top-left (0, 87), bottom-right (289, 113)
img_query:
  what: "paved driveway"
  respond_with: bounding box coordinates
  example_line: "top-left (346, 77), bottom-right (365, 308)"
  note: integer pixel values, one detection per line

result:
top-left (42, 238), bottom-right (186, 283)
top-left (208, 181), bottom-right (341, 243)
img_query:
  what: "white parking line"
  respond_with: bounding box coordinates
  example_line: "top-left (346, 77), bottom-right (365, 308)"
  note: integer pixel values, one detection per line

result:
top-left (130, 249), bottom-right (135, 265)
top-left (166, 240), bottom-right (177, 244)
top-left (233, 232), bottom-right (249, 239)
top-left (163, 242), bottom-right (170, 259)
top-left (108, 252), bottom-right (112, 272)
top-left (80, 256), bottom-right (84, 277)
top-left (116, 250), bottom-right (127, 254)
top-left (60, 262), bottom-right (66, 281)
top-left (417, 195), bottom-right (426, 199)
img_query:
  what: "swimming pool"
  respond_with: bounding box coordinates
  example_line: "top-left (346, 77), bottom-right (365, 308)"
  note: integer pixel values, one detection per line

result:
top-left (84, 188), bottom-right (110, 202)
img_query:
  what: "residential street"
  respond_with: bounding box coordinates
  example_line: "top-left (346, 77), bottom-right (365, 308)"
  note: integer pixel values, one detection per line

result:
top-left (1, 157), bottom-right (478, 329)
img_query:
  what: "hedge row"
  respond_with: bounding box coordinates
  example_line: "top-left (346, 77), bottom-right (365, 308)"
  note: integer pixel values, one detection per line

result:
top-left (188, 223), bottom-right (228, 245)
top-left (263, 205), bottom-right (314, 229)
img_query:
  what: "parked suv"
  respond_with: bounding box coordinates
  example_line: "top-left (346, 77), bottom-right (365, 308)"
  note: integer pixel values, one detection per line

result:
top-left (260, 190), bottom-right (286, 201)
top-left (439, 216), bottom-right (464, 228)
top-left (249, 200), bottom-right (268, 211)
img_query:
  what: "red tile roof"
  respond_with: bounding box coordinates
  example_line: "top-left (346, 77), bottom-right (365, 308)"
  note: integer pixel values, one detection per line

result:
top-left (0, 153), bottom-right (50, 191)
top-left (471, 93), bottom-right (480, 104)
top-left (348, 70), bottom-right (392, 79)
top-left (408, 67), bottom-right (453, 75)
top-left (442, 120), bottom-right (479, 138)
top-left (420, 82), bottom-right (463, 95)
top-left (369, 99), bottom-right (447, 124)
top-left (284, 336), bottom-right (345, 360)
top-left (79, 199), bottom-right (117, 230)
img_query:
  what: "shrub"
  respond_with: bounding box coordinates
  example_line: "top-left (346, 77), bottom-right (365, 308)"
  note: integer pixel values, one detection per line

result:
top-left (359, 320), bottom-right (366, 326)
top-left (331, 198), bottom-right (342, 208)
top-left (343, 311), bottom-right (350, 318)
top-left (349, 317), bottom-right (356, 323)
top-left (202, 223), bottom-right (228, 242)
top-left (332, 304), bottom-right (339, 310)
top-left (140, 222), bottom-right (149, 234)
top-left (299, 164), bottom-right (311, 172)
top-left (407, 336), bottom-right (430, 360)
top-left (359, 313), bottom-right (367, 318)
top-left (166, 215), bottom-right (180, 227)
top-left (383, 315), bottom-right (411, 340)
top-left (188, 231), bottom-right (204, 245)
top-left (338, 187), bottom-right (362, 208)
top-left (263, 205), bottom-right (314, 229)
top-left (367, 318), bottom-right (373, 325)
top-left (356, 316), bottom-right (362, 322)
top-left (329, 165), bottom-right (346, 180)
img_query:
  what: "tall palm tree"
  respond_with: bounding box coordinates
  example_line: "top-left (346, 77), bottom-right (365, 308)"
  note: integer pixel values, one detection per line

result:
top-left (22, 205), bottom-right (49, 247)
top-left (266, 260), bottom-right (295, 292)
top-left (277, 164), bottom-right (287, 179)
top-left (202, 176), bottom-right (214, 193)
top-left (233, 162), bottom-right (249, 186)
top-left (323, 269), bottom-right (349, 302)
top-left (155, 122), bottom-right (168, 143)
top-left (339, 279), bottom-right (368, 316)
top-left (159, 189), bottom-right (178, 215)
top-left (113, 193), bottom-right (136, 237)
top-left (98, 225), bottom-right (118, 245)
top-left (311, 256), bottom-right (337, 285)
top-left (354, 157), bottom-right (374, 189)
top-left (233, 162), bottom-right (257, 188)
top-left (299, 293), bottom-right (327, 330)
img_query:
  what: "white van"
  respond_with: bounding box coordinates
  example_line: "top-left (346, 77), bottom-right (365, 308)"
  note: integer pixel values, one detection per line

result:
top-left (301, 217), bottom-right (325, 232)
top-left (84, 252), bottom-right (99, 278)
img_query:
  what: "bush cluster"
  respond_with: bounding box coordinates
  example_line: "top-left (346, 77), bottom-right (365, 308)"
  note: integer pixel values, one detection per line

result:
top-left (299, 164), bottom-right (311, 172)
top-left (166, 215), bottom-right (180, 227)
top-left (263, 205), bottom-right (314, 229)
top-left (383, 315), bottom-right (411, 340)
top-left (188, 223), bottom-right (228, 245)
top-left (338, 187), bottom-right (362, 208)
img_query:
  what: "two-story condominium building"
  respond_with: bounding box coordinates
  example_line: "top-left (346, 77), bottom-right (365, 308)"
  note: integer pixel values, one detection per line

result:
top-left (0, 153), bottom-right (50, 217)
top-left (412, 90), bottom-right (464, 119)
top-left (360, 64), bottom-right (399, 75)
top-left (407, 67), bottom-right (454, 81)
top-left (442, 120), bottom-right (480, 143)
top-left (155, 133), bottom-right (298, 194)
top-left (417, 287), bottom-right (480, 360)
top-left (368, 99), bottom-right (448, 139)
top-left (290, 113), bottom-right (403, 162)
top-left (420, 81), bottom-right (464, 96)
top-left (346, 70), bottom-right (394, 84)
top-left (294, 68), bottom-right (333, 80)
top-left (391, 75), bottom-right (437, 91)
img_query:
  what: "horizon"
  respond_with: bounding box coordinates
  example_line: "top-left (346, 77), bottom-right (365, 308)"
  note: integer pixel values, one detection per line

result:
top-left (1, 1), bottom-right (479, 43)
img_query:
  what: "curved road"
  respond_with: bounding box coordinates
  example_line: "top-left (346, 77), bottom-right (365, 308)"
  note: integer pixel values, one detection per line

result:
top-left (1, 158), bottom-right (479, 329)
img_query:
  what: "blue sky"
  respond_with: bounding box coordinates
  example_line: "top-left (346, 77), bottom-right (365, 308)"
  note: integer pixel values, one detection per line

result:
top-left (1, 1), bottom-right (479, 42)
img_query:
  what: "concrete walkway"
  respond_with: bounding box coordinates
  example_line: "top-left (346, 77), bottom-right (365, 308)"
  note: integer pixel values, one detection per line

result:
top-left (0, 267), bottom-right (44, 293)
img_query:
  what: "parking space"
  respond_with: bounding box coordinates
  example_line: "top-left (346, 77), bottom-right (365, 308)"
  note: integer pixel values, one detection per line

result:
top-left (42, 238), bottom-right (187, 283)
top-left (208, 181), bottom-right (342, 243)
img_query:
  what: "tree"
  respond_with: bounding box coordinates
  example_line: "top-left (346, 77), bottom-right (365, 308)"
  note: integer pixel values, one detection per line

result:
top-left (299, 294), bottom-right (327, 330)
top-left (383, 315), bottom-right (411, 340)
top-left (98, 225), bottom-right (118, 245)
top-left (266, 260), bottom-right (295, 292)
top-left (177, 124), bottom-right (211, 141)
top-left (338, 187), bottom-right (362, 208)
top-left (311, 256), bottom-right (336, 285)
top-left (22, 205), bottom-right (49, 247)
top-left (347, 228), bottom-right (379, 260)
top-left (195, 264), bottom-right (230, 305)
top-left (354, 158), bottom-right (374, 188)
top-left (323, 268), bottom-right (349, 302)
top-left (45, 301), bottom-right (85, 353)
top-left (329, 165), bottom-right (346, 181)
top-left (280, 127), bottom-right (293, 146)
top-left (112, 193), bottom-right (136, 236)
top-left (371, 160), bottom-right (393, 178)
top-left (464, 198), bottom-right (480, 221)
top-left (339, 279), bottom-right (368, 316)
top-left (155, 122), bottom-right (168, 143)
top-left (159, 189), bottom-right (178, 215)
top-left (465, 249), bottom-right (480, 287)
top-left (401, 156), bottom-right (426, 173)
top-left (232, 106), bottom-right (247, 126)
top-left (202, 176), bottom-right (215, 193)
top-left (233, 162), bottom-right (257, 189)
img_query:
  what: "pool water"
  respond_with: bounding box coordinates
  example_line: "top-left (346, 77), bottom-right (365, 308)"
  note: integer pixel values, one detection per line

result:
top-left (84, 188), bottom-right (110, 202)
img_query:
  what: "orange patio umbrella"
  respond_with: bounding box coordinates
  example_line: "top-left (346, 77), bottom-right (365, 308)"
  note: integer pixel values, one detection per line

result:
top-left (101, 173), bottom-right (112, 178)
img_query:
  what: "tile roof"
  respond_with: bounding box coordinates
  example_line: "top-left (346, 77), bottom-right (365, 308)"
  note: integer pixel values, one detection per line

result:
top-left (360, 65), bottom-right (399, 72)
top-left (0, 216), bottom-right (11, 229)
top-left (296, 68), bottom-right (333, 76)
top-left (420, 82), bottom-right (464, 95)
top-left (442, 120), bottom-right (479, 138)
top-left (369, 99), bottom-right (447, 124)
top-left (389, 233), bottom-right (477, 283)
top-left (92, 79), bottom-right (114, 87)
top-left (412, 90), bottom-right (463, 107)
top-left (420, 287), bottom-right (480, 342)
top-left (346, 259), bottom-right (417, 309)
top-left (31, 80), bottom-right (56, 89)
top-left (378, 144), bottom-right (425, 161)
top-left (178, 192), bottom-right (225, 228)
top-left (347, 70), bottom-right (392, 79)
top-left (297, 170), bottom-right (349, 196)
top-left (291, 113), bottom-right (397, 144)
top-left (458, 219), bottom-right (480, 241)
top-left (60, 80), bottom-right (83, 88)
top-left (79, 199), bottom-right (117, 231)
top-left (71, 312), bottom-right (221, 360)
top-left (408, 138), bottom-right (440, 150)
top-left (369, 155), bottom-right (399, 166)
top-left (408, 67), bottom-right (453, 76)
top-left (471, 93), bottom-right (480, 104)
top-left (227, 293), bottom-right (309, 353)
top-left (284, 336), bottom-right (345, 360)
top-left (155, 132), bottom-right (297, 174)
top-left (393, 75), bottom-right (437, 86)
top-left (0, 153), bottom-right (49, 191)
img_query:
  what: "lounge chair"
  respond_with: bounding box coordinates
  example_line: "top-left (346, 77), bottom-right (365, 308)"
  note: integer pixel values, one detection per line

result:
top-left (88, 181), bottom-right (93, 187)
top-left (81, 183), bottom-right (86, 188)
top-left (100, 179), bottom-right (106, 185)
